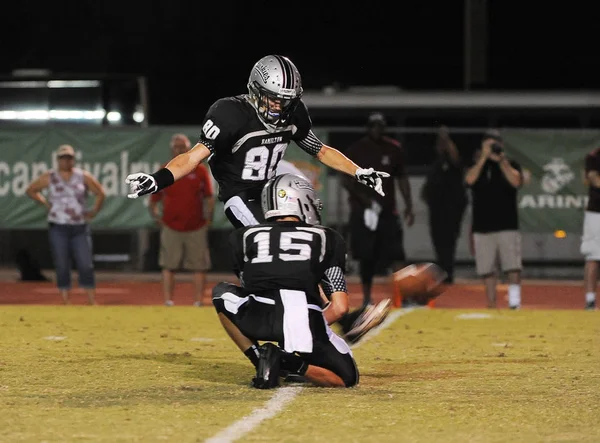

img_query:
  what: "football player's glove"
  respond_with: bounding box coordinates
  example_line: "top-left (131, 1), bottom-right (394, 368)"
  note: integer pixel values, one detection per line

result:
top-left (355, 168), bottom-right (390, 197)
top-left (125, 172), bottom-right (158, 199)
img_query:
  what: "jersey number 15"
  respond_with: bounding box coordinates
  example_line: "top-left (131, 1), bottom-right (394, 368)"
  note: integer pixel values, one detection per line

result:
top-left (244, 228), bottom-right (325, 264)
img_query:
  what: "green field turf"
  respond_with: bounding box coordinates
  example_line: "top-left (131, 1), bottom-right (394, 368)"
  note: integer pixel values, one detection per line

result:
top-left (0, 306), bottom-right (598, 442)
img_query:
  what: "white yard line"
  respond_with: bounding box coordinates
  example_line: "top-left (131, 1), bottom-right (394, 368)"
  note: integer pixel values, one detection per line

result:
top-left (205, 307), bottom-right (417, 443)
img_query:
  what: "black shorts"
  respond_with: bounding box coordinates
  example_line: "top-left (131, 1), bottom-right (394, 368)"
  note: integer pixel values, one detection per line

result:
top-left (350, 210), bottom-right (405, 262)
top-left (212, 282), bottom-right (359, 387)
top-left (223, 189), bottom-right (265, 229)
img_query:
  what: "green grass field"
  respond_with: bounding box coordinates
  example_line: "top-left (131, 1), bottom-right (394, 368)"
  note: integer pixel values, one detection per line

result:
top-left (0, 306), bottom-right (598, 442)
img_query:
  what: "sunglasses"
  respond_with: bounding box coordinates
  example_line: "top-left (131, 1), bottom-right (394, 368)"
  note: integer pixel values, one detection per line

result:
top-left (57, 155), bottom-right (74, 159)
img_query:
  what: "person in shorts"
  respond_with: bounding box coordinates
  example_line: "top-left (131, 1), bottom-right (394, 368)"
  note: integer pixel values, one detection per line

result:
top-left (149, 134), bottom-right (215, 306)
top-left (465, 130), bottom-right (523, 309)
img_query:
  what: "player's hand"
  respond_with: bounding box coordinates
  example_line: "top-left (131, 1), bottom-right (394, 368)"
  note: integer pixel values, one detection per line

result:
top-left (355, 168), bottom-right (390, 197)
top-left (125, 172), bottom-right (158, 199)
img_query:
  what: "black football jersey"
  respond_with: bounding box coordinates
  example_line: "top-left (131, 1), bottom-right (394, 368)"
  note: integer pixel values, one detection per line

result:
top-left (197, 95), bottom-right (322, 202)
top-left (229, 221), bottom-right (348, 307)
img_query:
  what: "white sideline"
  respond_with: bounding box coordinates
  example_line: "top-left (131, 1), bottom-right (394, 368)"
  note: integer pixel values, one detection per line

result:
top-left (205, 307), bottom-right (417, 443)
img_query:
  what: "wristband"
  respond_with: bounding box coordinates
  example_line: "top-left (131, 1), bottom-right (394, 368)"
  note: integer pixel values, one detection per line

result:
top-left (151, 168), bottom-right (175, 191)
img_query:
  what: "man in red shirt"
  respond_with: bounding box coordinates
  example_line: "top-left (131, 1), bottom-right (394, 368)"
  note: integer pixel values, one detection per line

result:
top-left (149, 134), bottom-right (215, 306)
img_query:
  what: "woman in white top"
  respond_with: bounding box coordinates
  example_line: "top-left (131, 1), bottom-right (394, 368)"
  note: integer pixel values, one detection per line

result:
top-left (26, 145), bottom-right (106, 305)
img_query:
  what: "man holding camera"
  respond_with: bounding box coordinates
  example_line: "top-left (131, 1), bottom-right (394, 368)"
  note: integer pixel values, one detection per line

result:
top-left (465, 130), bottom-right (523, 309)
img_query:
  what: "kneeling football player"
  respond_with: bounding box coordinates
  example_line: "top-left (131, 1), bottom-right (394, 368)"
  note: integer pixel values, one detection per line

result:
top-left (212, 174), bottom-right (359, 388)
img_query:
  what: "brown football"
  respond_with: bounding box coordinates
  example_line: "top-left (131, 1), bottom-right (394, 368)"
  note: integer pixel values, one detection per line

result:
top-left (392, 263), bottom-right (447, 306)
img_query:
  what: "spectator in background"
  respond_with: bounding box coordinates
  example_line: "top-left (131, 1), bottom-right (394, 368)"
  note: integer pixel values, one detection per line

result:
top-left (25, 144), bottom-right (105, 305)
top-left (580, 146), bottom-right (600, 310)
top-left (149, 134), bottom-right (215, 306)
top-left (465, 130), bottom-right (523, 309)
top-left (343, 112), bottom-right (414, 307)
top-left (422, 126), bottom-right (467, 283)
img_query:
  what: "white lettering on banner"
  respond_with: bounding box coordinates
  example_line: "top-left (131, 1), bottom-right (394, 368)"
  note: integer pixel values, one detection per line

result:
top-left (0, 162), bottom-right (10, 196)
top-left (102, 162), bottom-right (119, 196)
top-left (0, 152), bottom-right (161, 199)
top-left (12, 162), bottom-right (29, 196)
top-left (120, 151), bottom-right (129, 196)
top-left (519, 194), bottom-right (588, 209)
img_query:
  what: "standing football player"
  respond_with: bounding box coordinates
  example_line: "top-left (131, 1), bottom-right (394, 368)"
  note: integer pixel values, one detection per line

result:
top-left (126, 55), bottom-right (391, 341)
top-left (126, 55), bottom-right (388, 224)
top-left (212, 173), bottom-right (358, 388)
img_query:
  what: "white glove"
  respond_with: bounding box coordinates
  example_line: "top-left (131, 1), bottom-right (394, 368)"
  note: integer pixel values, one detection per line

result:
top-left (355, 168), bottom-right (390, 197)
top-left (363, 201), bottom-right (382, 231)
top-left (125, 172), bottom-right (158, 199)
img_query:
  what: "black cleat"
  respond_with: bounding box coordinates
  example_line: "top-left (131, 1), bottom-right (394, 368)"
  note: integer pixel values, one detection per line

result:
top-left (252, 343), bottom-right (281, 389)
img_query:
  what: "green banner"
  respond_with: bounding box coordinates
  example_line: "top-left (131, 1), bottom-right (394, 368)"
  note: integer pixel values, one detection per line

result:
top-left (503, 130), bottom-right (600, 233)
top-left (0, 127), bottom-right (328, 230)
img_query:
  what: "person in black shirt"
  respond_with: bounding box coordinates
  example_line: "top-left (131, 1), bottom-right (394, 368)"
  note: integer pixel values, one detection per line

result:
top-left (422, 126), bottom-right (467, 283)
top-left (343, 113), bottom-right (414, 306)
top-left (212, 174), bottom-right (359, 389)
top-left (465, 130), bottom-right (523, 309)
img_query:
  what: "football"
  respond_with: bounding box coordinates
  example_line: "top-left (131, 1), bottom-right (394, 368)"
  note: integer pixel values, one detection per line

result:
top-left (392, 263), bottom-right (448, 307)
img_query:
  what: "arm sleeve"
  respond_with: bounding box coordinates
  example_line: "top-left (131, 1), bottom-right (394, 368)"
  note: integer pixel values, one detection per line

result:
top-left (320, 230), bottom-right (348, 298)
top-left (197, 99), bottom-right (241, 155)
top-left (291, 100), bottom-right (323, 156)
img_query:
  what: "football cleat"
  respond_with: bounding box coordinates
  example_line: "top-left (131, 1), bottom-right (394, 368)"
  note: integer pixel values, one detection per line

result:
top-left (344, 299), bottom-right (392, 344)
top-left (252, 343), bottom-right (281, 389)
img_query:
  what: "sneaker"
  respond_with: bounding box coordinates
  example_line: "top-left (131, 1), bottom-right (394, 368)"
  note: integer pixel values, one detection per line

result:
top-left (252, 343), bottom-right (281, 389)
top-left (193, 301), bottom-right (202, 307)
top-left (344, 299), bottom-right (392, 344)
top-left (509, 305), bottom-right (520, 310)
top-left (164, 300), bottom-right (174, 307)
top-left (585, 301), bottom-right (596, 311)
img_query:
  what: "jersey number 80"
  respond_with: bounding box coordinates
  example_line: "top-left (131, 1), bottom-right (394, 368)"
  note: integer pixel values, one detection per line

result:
top-left (242, 143), bottom-right (288, 181)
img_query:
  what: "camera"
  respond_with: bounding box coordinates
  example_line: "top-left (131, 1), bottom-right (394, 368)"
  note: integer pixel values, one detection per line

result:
top-left (491, 143), bottom-right (503, 154)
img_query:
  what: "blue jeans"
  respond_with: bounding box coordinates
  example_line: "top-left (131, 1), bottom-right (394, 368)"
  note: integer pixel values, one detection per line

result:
top-left (48, 223), bottom-right (95, 290)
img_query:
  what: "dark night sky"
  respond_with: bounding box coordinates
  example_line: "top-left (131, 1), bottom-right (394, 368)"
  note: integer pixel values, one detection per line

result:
top-left (0, 1), bottom-right (596, 124)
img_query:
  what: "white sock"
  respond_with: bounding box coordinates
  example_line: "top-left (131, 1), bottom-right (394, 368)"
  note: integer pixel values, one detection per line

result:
top-left (508, 284), bottom-right (521, 307)
top-left (585, 292), bottom-right (596, 304)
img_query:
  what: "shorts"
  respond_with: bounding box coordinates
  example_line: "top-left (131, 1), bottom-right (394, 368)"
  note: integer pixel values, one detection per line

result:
top-left (223, 189), bottom-right (265, 228)
top-left (580, 211), bottom-right (600, 260)
top-left (159, 224), bottom-right (211, 271)
top-left (473, 230), bottom-right (522, 276)
top-left (212, 282), bottom-right (359, 387)
top-left (350, 210), bottom-right (405, 262)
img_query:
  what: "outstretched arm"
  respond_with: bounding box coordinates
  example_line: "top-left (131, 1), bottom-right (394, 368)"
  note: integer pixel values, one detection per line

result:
top-left (296, 130), bottom-right (389, 196)
top-left (126, 143), bottom-right (211, 199)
